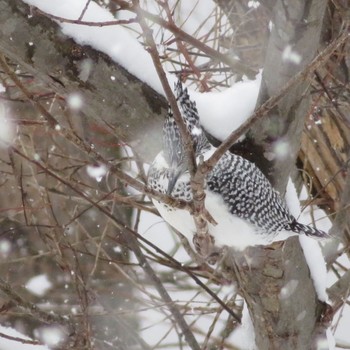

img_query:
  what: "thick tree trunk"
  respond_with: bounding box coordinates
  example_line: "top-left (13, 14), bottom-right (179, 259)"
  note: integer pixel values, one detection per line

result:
top-left (226, 240), bottom-right (327, 350)
top-left (222, 0), bottom-right (330, 349)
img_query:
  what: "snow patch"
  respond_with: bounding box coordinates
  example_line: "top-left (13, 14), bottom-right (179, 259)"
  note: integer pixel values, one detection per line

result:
top-left (194, 71), bottom-right (261, 141)
top-left (299, 236), bottom-right (328, 302)
top-left (230, 302), bottom-right (257, 349)
top-left (326, 328), bottom-right (336, 350)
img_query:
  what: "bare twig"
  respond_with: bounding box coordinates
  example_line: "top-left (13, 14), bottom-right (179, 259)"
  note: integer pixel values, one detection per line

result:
top-left (132, 0), bottom-right (215, 248)
top-left (133, 1), bottom-right (197, 176)
top-left (0, 331), bottom-right (41, 346)
top-left (159, 1), bottom-right (207, 88)
top-left (78, 0), bottom-right (93, 21)
top-left (327, 269), bottom-right (350, 315)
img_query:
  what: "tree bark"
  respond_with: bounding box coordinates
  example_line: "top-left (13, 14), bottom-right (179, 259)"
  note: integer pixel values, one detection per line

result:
top-left (227, 239), bottom-right (325, 350)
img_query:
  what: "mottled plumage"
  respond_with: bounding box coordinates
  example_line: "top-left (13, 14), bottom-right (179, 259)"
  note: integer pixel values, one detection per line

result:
top-left (148, 81), bottom-right (328, 251)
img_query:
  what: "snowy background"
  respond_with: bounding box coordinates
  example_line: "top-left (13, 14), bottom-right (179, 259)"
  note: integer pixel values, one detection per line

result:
top-left (0, 0), bottom-right (349, 349)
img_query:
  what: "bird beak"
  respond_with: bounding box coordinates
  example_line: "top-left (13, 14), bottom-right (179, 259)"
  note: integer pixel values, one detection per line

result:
top-left (167, 168), bottom-right (183, 195)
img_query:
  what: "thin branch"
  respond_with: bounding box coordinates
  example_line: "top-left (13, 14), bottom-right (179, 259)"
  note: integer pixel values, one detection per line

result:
top-left (159, 0), bottom-right (207, 89)
top-left (133, 1), bottom-right (197, 177)
top-left (78, 0), bottom-right (93, 21)
top-left (327, 269), bottom-right (350, 315)
top-left (0, 331), bottom-right (41, 346)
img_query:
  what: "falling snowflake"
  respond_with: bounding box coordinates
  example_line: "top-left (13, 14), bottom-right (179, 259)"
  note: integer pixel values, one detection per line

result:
top-left (25, 274), bottom-right (52, 296)
top-left (86, 164), bottom-right (108, 182)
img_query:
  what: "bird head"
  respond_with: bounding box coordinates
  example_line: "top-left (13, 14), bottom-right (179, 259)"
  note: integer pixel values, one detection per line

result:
top-left (163, 81), bottom-right (210, 195)
top-left (163, 81), bottom-right (210, 163)
top-left (163, 80), bottom-right (211, 194)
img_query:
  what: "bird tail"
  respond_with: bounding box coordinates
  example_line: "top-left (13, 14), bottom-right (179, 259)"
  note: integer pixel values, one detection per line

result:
top-left (285, 220), bottom-right (330, 239)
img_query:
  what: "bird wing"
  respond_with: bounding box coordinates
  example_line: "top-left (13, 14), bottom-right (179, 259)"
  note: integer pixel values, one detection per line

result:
top-left (206, 152), bottom-right (292, 233)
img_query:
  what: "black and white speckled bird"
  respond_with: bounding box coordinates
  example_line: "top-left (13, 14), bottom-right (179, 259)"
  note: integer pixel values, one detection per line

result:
top-left (148, 81), bottom-right (329, 251)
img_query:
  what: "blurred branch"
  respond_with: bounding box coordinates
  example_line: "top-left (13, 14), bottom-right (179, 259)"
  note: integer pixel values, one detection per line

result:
top-left (9, 143), bottom-right (241, 324)
top-left (0, 331), bottom-right (42, 346)
top-left (9, 145), bottom-right (201, 350)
